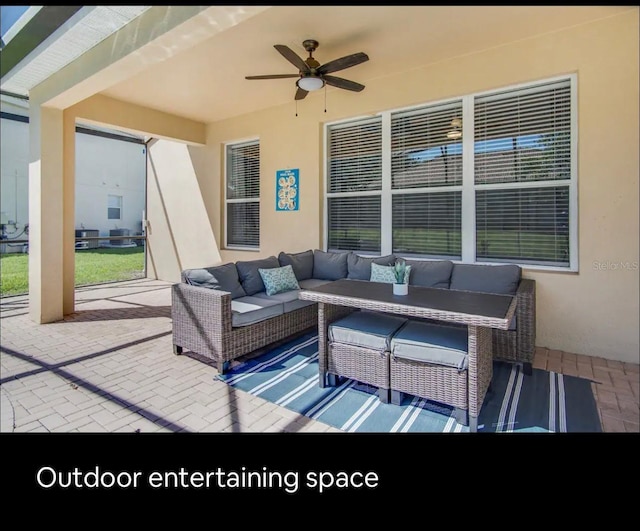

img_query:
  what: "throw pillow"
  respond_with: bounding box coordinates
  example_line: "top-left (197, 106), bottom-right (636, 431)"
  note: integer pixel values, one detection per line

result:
top-left (370, 262), bottom-right (411, 284)
top-left (347, 253), bottom-right (396, 280)
top-left (258, 265), bottom-right (301, 296)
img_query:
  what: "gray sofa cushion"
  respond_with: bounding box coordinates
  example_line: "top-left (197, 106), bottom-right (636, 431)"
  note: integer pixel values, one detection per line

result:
top-left (391, 320), bottom-right (469, 371)
top-left (406, 260), bottom-right (453, 289)
top-left (450, 263), bottom-right (521, 295)
top-left (231, 296), bottom-right (284, 327)
top-left (347, 253), bottom-right (396, 280)
top-left (298, 278), bottom-right (333, 290)
top-left (313, 250), bottom-right (349, 280)
top-left (329, 311), bottom-right (408, 352)
top-left (278, 250), bottom-right (314, 281)
top-left (183, 263), bottom-right (246, 299)
top-left (253, 289), bottom-right (315, 313)
top-left (236, 256), bottom-right (280, 296)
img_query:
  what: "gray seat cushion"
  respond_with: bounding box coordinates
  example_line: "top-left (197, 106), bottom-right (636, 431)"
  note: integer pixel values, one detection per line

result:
top-left (329, 311), bottom-right (408, 352)
top-left (450, 263), bottom-right (521, 295)
top-left (406, 260), bottom-right (454, 289)
top-left (347, 253), bottom-right (396, 280)
top-left (230, 296), bottom-right (284, 327)
top-left (313, 250), bottom-right (349, 280)
top-left (182, 263), bottom-right (246, 299)
top-left (236, 256), bottom-right (280, 295)
top-left (253, 289), bottom-right (315, 312)
top-left (298, 278), bottom-right (333, 290)
top-left (391, 320), bottom-right (469, 371)
top-left (278, 250), bottom-right (314, 281)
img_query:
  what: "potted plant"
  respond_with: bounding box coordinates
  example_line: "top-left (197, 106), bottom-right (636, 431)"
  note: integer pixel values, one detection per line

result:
top-left (392, 258), bottom-right (409, 295)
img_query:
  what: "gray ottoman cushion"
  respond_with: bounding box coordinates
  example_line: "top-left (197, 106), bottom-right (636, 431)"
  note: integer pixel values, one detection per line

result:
top-left (347, 253), bottom-right (396, 280)
top-left (450, 263), bottom-right (521, 295)
top-left (278, 250), bottom-right (314, 281)
top-left (183, 263), bottom-right (246, 299)
top-left (406, 260), bottom-right (454, 289)
top-left (231, 296), bottom-right (284, 327)
top-left (313, 250), bottom-right (349, 280)
top-left (329, 311), bottom-right (408, 352)
top-left (391, 320), bottom-right (469, 371)
top-left (236, 256), bottom-right (280, 295)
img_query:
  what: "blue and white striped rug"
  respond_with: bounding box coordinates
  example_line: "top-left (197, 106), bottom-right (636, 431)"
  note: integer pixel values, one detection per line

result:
top-left (217, 332), bottom-right (602, 433)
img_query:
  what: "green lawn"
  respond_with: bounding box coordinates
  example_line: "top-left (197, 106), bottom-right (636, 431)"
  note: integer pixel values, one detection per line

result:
top-left (0, 247), bottom-right (145, 297)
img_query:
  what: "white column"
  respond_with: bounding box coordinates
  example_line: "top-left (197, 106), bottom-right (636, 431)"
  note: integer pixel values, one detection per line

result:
top-left (28, 104), bottom-right (65, 323)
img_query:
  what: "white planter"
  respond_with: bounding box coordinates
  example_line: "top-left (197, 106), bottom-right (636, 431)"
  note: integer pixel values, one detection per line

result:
top-left (393, 283), bottom-right (408, 296)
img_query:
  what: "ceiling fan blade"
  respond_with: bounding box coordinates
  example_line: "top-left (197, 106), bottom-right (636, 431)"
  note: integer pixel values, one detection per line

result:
top-left (245, 74), bottom-right (300, 80)
top-left (323, 75), bottom-right (365, 92)
top-left (317, 52), bottom-right (369, 75)
top-left (274, 44), bottom-right (310, 73)
top-left (295, 87), bottom-right (308, 100)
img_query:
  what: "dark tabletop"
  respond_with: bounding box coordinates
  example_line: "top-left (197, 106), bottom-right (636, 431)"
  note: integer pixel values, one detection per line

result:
top-left (301, 278), bottom-right (515, 320)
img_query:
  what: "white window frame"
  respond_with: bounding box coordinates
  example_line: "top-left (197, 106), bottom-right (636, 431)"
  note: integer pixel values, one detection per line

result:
top-left (224, 137), bottom-right (260, 251)
top-left (107, 194), bottom-right (122, 221)
top-left (323, 73), bottom-right (578, 272)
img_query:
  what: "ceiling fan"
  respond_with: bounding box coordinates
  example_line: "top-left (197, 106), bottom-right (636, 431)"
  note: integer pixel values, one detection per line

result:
top-left (245, 39), bottom-right (369, 100)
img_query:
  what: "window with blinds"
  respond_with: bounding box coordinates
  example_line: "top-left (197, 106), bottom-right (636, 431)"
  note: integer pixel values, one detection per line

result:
top-left (326, 117), bottom-right (382, 252)
top-left (474, 79), bottom-right (572, 266)
top-left (226, 140), bottom-right (260, 248)
top-left (391, 101), bottom-right (463, 258)
top-left (324, 75), bottom-right (576, 269)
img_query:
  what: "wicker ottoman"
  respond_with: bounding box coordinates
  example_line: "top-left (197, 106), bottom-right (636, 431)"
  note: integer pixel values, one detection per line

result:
top-left (389, 320), bottom-right (471, 425)
top-left (328, 311), bottom-right (408, 403)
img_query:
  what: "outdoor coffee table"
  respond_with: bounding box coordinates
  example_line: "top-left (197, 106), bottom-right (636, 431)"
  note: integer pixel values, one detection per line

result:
top-left (298, 278), bottom-right (517, 431)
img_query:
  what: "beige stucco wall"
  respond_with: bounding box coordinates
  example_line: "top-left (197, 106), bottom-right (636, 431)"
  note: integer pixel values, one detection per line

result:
top-left (199, 11), bottom-right (638, 363)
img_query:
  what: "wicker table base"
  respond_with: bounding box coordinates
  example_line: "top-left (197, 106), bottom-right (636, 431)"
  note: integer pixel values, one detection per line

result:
top-left (300, 279), bottom-right (516, 433)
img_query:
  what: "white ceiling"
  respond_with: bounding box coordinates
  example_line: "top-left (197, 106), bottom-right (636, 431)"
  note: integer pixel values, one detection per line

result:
top-left (5, 6), bottom-right (635, 124)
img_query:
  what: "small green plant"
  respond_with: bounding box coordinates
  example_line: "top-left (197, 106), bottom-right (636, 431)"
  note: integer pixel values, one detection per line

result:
top-left (393, 258), bottom-right (407, 284)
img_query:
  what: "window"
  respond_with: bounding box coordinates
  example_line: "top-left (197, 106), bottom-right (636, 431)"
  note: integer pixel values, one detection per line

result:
top-left (225, 139), bottom-right (260, 249)
top-left (324, 75), bottom-right (576, 270)
top-left (474, 79), bottom-right (572, 267)
top-left (326, 117), bottom-right (382, 253)
top-left (107, 194), bottom-right (122, 220)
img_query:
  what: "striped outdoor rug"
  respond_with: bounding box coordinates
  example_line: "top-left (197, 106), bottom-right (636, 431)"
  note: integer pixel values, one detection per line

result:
top-left (217, 332), bottom-right (602, 433)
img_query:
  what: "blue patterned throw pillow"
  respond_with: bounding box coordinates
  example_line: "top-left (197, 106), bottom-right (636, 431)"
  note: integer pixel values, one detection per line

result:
top-left (370, 262), bottom-right (411, 284)
top-left (258, 265), bottom-right (300, 296)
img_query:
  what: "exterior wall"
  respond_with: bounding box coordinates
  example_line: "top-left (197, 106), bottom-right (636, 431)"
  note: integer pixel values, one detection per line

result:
top-left (74, 133), bottom-right (146, 239)
top-left (0, 113), bottom-right (146, 250)
top-left (0, 116), bottom-right (29, 252)
top-left (200, 11), bottom-right (638, 362)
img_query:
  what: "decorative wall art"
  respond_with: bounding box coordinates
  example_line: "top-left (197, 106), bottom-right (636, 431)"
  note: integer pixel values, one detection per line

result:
top-left (276, 168), bottom-right (299, 211)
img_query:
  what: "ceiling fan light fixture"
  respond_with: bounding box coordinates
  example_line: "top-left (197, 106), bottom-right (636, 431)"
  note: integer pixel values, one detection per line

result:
top-left (297, 75), bottom-right (325, 92)
top-left (447, 117), bottom-right (462, 139)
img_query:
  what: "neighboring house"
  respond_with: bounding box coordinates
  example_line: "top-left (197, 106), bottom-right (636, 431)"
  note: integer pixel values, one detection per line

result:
top-left (0, 94), bottom-right (146, 253)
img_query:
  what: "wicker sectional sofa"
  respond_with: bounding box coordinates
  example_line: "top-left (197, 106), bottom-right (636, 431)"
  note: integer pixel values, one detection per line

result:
top-left (171, 249), bottom-right (536, 375)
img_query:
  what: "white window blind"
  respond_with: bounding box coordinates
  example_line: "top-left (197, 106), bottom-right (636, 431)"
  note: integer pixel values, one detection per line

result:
top-left (226, 140), bottom-right (259, 248)
top-left (474, 79), bottom-right (571, 265)
top-left (327, 117), bottom-right (382, 252)
top-left (391, 101), bottom-right (463, 258)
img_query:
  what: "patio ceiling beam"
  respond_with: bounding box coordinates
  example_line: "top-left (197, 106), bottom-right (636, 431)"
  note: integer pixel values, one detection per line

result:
top-left (0, 6), bottom-right (84, 81)
top-left (69, 94), bottom-right (206, 146)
